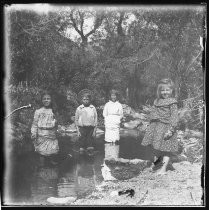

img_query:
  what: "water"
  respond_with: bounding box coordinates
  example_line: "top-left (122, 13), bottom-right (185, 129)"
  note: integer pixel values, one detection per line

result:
top-left (6, 129), bottom-right (153, 205)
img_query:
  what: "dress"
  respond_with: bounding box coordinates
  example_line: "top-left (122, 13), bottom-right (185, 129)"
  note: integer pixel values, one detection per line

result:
top-left (31, 107), bottom-right (59, 156)
top-left (103, 100), bottom-right (123, 142)
top-left (141, 98), bottom-right (178, 153)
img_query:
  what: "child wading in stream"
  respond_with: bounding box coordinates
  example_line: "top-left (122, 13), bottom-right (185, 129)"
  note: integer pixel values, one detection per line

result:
top-left (103, 89), bottom-right (123, 143)
top-left (31, 91), bottom-right (59, 166)
top-left (75, 92), bottom-right (97, 156)
top-left (141, 78), bottom-right (179, 175)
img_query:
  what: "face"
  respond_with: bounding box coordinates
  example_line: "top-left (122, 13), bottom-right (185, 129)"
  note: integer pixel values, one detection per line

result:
top-left (111, 93), bottom-right (117, 102)
top-left (160, 85), bottom-right (172, 99)
top-left (42, 94), bottom-right (51, 107)
top-left (82, 96), bottom-right (90, 106)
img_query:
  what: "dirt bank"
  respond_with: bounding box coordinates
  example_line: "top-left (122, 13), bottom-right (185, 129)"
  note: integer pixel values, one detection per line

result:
top-left (72, 160), bottom-right (203, 206)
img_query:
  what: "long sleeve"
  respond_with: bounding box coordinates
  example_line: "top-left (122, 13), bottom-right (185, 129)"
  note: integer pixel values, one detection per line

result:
top-left (119, 103), bottom-right (123, 120)
top-left (75, 108), bottom-right (80, 127)
top-left (103, 103), bottom-right (108, 118)
top-left (169, 103), bottom-right (179, 129)
top-left (94, 107), bottom-right (98, 127)
top-left (31, 110), bottom-right (39, 136)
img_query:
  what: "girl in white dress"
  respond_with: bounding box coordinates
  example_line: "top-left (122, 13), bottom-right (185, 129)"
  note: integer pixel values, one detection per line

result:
top-left (103, 90), bottom-right (123, 143)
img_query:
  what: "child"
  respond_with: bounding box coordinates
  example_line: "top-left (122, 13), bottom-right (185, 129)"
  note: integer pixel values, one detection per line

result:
top-left (141, 78), bottom-right (179, 175)
top-left (31, 91), bottom-right (59, 165)
top-left (75, 93), bottom-right (97, 155)
top-left (103, 89), bottom-right (123, 143)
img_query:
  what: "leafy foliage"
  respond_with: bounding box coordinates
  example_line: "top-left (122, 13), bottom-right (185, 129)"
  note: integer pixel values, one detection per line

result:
top-left (6, 6), bottom-right (205, 153)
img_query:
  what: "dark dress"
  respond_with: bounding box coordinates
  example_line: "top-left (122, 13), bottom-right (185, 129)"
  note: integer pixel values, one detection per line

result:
top-left (141, 98), bottom-right (179, 153)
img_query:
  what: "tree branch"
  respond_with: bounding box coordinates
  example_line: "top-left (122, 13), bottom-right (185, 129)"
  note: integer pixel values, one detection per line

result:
top-left (85, 13), bottom-right (105, 38)
top-left (117, 11), bottom-right (125, 36)
top-left (78, 10), bottom-right (84, 33)
top-left (69, 10), bottom-right (83, 37)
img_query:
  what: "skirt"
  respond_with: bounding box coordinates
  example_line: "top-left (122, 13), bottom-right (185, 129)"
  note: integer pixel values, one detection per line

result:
top-left (104, 115), bottom-right (121, 142)
top-left (141, 121), bottom-right (178, 153)
top-left (34, 128), bottom-right (59, 156)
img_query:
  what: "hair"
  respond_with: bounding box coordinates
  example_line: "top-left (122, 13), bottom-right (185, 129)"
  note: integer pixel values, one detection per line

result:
top-left (109, 89), bottom-right (119, 100)
top-left (40, 90), bottom-right (54, 109)
top-left (156, 78), bottom-right (176, 99)
top-left (82, 93), bottom-right (92, 101)
top-left (39, 90), bottom-right (58, 120)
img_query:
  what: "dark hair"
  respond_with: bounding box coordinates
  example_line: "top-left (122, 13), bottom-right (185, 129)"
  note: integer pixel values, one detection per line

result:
top-left (41, 90), bottom-right (52, 100)
top-left (82, 93), bottom-right (92, 101)
top-left (41, 90), bottom-right (56, 111)
top-left (109, 89), bottom-right (119, 100)
top-left (157, 78), bottom-right (177, 99)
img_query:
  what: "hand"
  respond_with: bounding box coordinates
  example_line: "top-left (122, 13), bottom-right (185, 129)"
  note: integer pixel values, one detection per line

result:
top-left (93, 129), bottom-right (97, 137)
top-left (77, 130), bottom-right (81, 137)
top-left (164, 130), bottom-right (173, 140)
top-left (31, 133), bottom-right (37, 140)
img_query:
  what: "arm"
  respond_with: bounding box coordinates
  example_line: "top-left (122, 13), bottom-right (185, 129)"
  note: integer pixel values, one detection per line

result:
top-left (93, 107), bottom-right (98, 136)
top-left (103, 103), bottom-right (108, 118)
top-left (169, 103), bottom-right (179, 131)
top-left (31, 110), bottom-right (39, 139)
top-left (75, 107), bottom-right (81, 136)
top-left (164, 103), bottom-right (178, 140)
top-left (119, 103), bottom-right (123, 120)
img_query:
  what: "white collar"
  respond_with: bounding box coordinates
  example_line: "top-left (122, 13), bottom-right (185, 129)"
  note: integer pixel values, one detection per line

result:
top-left (80, 104), bottom-right (94, 108)
top-left (109, 100), bottom-right (118, 103)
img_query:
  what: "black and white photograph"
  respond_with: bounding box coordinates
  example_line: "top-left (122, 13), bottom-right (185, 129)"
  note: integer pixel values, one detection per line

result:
top-left (2, 3), bottom-right (206, 206)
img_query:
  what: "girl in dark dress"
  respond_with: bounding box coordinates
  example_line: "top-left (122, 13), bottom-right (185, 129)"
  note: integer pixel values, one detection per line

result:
top-left (141, 78), bottom-right (179, 175)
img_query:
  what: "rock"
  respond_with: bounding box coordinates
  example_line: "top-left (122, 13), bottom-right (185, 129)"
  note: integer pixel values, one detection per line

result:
top-left (104, 158), bottom-right (149, 180)
top-left (101, 162), bottom-right (117, 181)
top-left (171, 154), bottom-right (188, 163)
top-left (122, 104), bottom-right (135, 116)
top-left (132, 112), bottom-right (147, 120)
top-left (110, 191), bottom-right (119, 197)
top-left (47, 196), bottom-right (76, 204)
top-left (138, 121), bottom-right (149, 132)
top-left (190, 130), bottom-right (203, 138)
top-left (96, 128), bottom-right (105, 134)
top-left (123, 120), bottom-right (142, 129)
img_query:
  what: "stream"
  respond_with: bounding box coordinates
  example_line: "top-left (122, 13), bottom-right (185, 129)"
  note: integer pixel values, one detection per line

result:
top-left (7, 129), bottom-right (153, 205)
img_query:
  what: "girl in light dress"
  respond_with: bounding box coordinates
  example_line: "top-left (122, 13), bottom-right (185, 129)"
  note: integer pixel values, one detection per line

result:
top-left (141, 78), bottom-right (179, 175)
top-left (31, 91), bottom-right (59, 165)
top-left (103, 90), bottom-right (123, 143)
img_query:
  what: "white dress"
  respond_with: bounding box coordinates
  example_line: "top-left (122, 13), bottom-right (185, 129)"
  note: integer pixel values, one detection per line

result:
top-left (103, 100), bottom-right (123, 142)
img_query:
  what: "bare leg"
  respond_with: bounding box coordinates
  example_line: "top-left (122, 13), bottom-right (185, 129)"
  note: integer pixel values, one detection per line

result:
top-left (156, 156), bottom-right (170, 175)
top-left (39, 155), bottom-right (45, 166)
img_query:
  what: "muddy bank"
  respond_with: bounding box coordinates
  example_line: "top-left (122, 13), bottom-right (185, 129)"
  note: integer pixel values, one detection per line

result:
top-left (73, 161), bottom-right (203, 206)
top-left (71, 129), bottom-right (204, 206)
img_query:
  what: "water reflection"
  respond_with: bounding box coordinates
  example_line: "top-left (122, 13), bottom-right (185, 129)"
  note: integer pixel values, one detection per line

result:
top-left (75, 155), bottom-right (97, 198)
top-left (57, 158), bottom-right (77, 198)
top-left (31, 165), bottom-right (58, 205)
top-left (9, 129), bottom-right (153, 205)
top-left (104, 143), bottom-right (119, 159)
